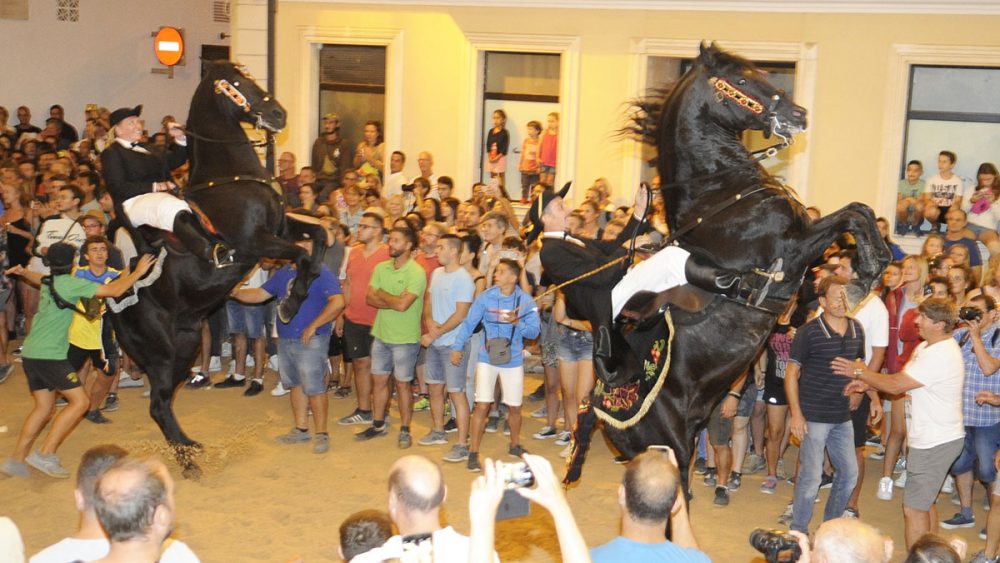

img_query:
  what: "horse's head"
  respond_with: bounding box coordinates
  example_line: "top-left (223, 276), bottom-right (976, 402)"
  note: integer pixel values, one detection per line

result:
top-left (693, 42), bottom-right (807, 146)
top-left (203, 61), bottom-right (286, 133)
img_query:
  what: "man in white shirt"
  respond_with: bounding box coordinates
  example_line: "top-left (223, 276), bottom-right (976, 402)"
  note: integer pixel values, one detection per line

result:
top-left (833, 297), bottom-right (964, 550)
top-left (351, 455), bottom-right (496, 563)
top-left (31, 445), bottom-right (198, 563)
top-left (833, 250), bottom-right (887, 515)
top-left (411, 151), bottom-right (438, 187)
top-left (384, 150), bottom-right (407, 198)
top-left (923, 150), bottom-right (964, 234)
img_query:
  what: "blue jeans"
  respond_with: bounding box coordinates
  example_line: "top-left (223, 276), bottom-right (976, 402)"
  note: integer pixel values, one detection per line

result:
top-left (791, 420), bottom-right (858, 533)
top-left (952, 423), bottom-right (1000, 484)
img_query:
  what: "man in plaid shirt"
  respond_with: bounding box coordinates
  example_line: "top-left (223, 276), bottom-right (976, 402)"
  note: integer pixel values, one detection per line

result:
top-left (940, 294), bottom-right (1000, 531)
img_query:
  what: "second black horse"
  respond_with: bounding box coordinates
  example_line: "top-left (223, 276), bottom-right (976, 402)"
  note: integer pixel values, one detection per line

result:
top-left (562, 43), bottom-right (891, 487)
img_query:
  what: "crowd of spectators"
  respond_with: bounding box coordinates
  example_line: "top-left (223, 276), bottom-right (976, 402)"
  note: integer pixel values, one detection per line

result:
top-left (1, 101), bottom-right (997, 563)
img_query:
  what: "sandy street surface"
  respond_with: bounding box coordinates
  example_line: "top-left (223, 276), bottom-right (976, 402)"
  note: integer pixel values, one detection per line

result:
top-left (0, 359), bottom-right (988, 562)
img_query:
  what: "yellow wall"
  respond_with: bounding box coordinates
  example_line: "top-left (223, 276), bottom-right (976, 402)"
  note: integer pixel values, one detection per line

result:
top-left (273, 3), bottom-right (1000, 216)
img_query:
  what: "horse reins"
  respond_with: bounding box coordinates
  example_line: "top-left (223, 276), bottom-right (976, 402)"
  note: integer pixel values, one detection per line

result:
top-left (533, 140), bottom-right (791, 307)
top-left (180, 125), bottom-right (271, 149)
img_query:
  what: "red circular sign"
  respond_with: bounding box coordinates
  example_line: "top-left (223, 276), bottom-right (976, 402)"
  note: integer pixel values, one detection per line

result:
top-left (154, 27), bottom-right (184, 67)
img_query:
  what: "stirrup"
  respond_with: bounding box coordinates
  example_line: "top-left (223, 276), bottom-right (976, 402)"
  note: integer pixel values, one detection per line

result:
top-left (747, 258), bottom-right (784, 307)
top-left (212, 244), bottom-right (237, 269)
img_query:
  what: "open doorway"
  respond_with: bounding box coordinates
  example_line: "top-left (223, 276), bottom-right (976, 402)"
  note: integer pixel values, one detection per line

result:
top-left (480, 51), bottom-right (560, 200)
top-left (318, 44), bottom-right (386, 176)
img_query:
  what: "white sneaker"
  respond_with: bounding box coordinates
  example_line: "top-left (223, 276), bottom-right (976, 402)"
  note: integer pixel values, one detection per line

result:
top-left (267, 355), bottom-right (279, 371)
top-left (117, 371), bottom-right (144, 389)
top-left (876, 476), bottom-right (894, 500)
top-left (942, 475), bottom-right (956, 494)
top-left (271, 381), bottom-right (289, 397)
top-left (895, 470), bottom-right (907, 489)
top-left (246, 355), bottom-right (255, 368)
top-left (191, 355), bottom-right (223, 374)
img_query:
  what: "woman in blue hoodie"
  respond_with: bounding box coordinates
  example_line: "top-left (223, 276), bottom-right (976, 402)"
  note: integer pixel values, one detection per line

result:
top-left (451, 258), bottom-right (540, 472)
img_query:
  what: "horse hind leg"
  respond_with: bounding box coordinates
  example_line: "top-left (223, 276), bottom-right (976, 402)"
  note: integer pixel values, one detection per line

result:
top-left (146, 326), bottom-right (205, 478)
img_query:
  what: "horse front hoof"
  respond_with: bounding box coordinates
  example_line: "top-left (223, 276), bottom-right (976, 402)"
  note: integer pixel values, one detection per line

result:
top-left (182, 463), bottom-right (203, 480)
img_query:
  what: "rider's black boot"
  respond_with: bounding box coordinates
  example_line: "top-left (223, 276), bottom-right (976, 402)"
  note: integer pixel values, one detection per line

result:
top-left (172, 211), bottom-right (235, 268)
top-left (593, 324), bottom-right (637, 388)
top-left (683, 253), bottom-right (781, 307)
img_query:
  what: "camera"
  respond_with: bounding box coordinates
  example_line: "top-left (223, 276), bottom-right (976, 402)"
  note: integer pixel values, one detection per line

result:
top-left (497, 461), bottom-right (534, 488)
top-left (959, 306), bottom-right (984, 323)
top-left (401, 183), bottom-right (415, 193)
top-left (749, 528), bottom-right (803, 563)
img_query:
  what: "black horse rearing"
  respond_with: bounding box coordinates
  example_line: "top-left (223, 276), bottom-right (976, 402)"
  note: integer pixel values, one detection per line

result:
top-left (108, 61), bottom-right (324, 477)
top-left (566, 43), bottom-right (891, 487)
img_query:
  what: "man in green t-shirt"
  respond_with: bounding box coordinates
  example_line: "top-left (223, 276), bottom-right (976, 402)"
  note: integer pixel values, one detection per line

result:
top-left (1, 243), bottom-right (154, 479)
top-left (356, 227), bottom-right (427, 449)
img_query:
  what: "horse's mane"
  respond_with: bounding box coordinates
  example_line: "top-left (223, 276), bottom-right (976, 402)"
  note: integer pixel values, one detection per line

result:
top-left (620, 86), bottom-right (673, 147)
top-left (620, 45), bottom-right (761, 148)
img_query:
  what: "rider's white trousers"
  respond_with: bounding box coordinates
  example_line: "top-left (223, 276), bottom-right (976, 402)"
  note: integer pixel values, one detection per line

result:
top-left (122, 192), bottom-right (191, 232)
top-left (611, 245), bottom-right (691, 317)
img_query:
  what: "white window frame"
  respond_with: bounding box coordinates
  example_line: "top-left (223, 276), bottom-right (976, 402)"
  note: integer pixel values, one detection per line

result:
top-left (295, 26), bottom-right (404, 177)
top-left (624, 39), bottom-right (817, 201)
top-left (878, 44), bottom-right (1000, 225)
top-left (462, 32), bottom-right (581, 199)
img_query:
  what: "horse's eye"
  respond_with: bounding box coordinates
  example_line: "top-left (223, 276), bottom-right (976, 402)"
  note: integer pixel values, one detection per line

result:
top-left (738, 78), bottom-right (747, 86)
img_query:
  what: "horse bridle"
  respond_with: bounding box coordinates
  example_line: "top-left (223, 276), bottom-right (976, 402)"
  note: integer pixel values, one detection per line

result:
top-left (709, 76), bottom-right (792, 146)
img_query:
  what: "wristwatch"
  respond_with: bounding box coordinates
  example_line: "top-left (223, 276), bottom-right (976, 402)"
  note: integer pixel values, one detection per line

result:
top-left (853, 366), bottom-right (864, 379)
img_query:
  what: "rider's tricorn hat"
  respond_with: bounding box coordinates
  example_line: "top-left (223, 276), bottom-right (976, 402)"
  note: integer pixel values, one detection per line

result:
top-left (109, 105), bottom-right (142, 128)
top-left (523, 181), bottom-right (571, 245)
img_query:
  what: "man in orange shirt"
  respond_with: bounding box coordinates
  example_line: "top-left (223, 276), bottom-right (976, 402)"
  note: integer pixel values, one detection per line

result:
top-left (337, 212), bottom-right (390, 426)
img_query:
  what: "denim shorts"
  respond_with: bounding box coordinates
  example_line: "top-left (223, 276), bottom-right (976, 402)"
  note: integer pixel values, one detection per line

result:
top-left (277, 334), bottom-right (330, 396)
top-left (424, 343), bottom-right (469, 392)
top-left (539, 164), bottom-right (555, 174)
top-left (540, 314), bottom-right (559, 368)
top-left (371, 338), bottom-right (420, 382)
top-left (952, 423), bottom-right (1000, 483)
top-left (226, 300), bottom-right (266, 339)
top-left (556, 325), bottom-right (593, 362)
top-left (737, 382), bottom-right (760, 418)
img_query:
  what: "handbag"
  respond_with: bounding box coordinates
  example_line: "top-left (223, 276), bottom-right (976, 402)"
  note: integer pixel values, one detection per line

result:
top-left (486, 293), bottom-right (519, 365)
top-left (486, 337), bottom-right (512, 365)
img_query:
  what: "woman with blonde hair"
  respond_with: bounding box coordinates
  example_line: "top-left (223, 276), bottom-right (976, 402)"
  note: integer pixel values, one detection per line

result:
top-left (920, 234), bottom-right (945, 259)
top-left (876, 254), bottom-right (928, 501)
top-left (971, 253), bottom-right (1000, 302)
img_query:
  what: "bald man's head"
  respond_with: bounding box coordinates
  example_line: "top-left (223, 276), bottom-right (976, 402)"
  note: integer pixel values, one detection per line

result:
top-left (93, 458), bottom-right (174, 542)
top-left (813, 518), bottom-right (892, 563)
top-left (621, 451), bottom-right (679, 524)
top-left (388, 455), bottom-right (446, 513)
